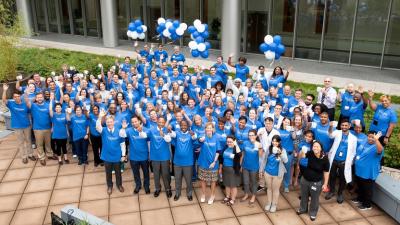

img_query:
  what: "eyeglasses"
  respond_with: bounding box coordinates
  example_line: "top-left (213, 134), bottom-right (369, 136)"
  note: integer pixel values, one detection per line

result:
top-left (324, 80), bottom-right (331, 83)
top-left (248, 134), bottom-right (255, 137)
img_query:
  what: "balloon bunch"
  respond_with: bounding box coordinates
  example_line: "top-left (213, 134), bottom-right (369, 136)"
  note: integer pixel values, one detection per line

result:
top-left (259, 35), bottom-right (286, 61)
top-left (127, 19), bottom-right (147, 40)
top-left (156, 18), bottom-right (188, 41)
top-left (187, 19), bottom-right (211, 58)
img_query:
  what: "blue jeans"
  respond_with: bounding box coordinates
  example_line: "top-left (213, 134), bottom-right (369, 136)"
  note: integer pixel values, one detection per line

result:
top-left (130, 160), bottom-right (150, 190)
top-left (74, 138), bottom-right (89, 163)
top-left (283, 153), bottom-right (294, 189)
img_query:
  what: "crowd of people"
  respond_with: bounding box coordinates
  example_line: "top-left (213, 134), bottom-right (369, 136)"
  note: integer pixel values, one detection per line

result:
top-left (2, 44), bottom-right (398, 221)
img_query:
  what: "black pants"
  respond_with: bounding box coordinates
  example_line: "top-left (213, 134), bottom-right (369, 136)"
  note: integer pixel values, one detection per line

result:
top-left (90, 135), bottom-right (103, 164)
top-left (53, 138), bottom-right (67, 156)
top-left (104, 161), bottom-right (122, 188)
top-left (130, 160), bottom-right (150, 190)
top-left (170, 145), bottom-right (175, 176)
top-left (328, 160), bottom-right (346, 195)
top-left (327, 108), bottom-right (335, 122)
top-left (356, 176), bottom-right (374, 207)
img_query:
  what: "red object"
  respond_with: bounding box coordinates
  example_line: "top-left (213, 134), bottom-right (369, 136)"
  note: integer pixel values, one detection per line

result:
top-left (322, 186), bottom-right (330, 193)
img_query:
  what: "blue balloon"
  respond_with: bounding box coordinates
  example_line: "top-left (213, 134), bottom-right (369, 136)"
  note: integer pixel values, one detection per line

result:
top-left (195, 36), bottom-right (204, 43)
top-left (166, 19), bottom-right (172, 23)
top-left (205, 42), bottom-right (211, 50)
top-left (191, 50), bottom-right (200, 57)
top-left (259, 43), bottom-right (269, 53)
top-left (173, 20), bottom-right (180, 28)
top-left (168, 26), bottom-right (176, 34)
top-left (171, 33), bottom-right (178, 40)
top-left (201, 31), bottom-right (209, 39)
top-left (204, 24), bottom-right (209, 31)
top-left (192, 31), bottom-right (200, 38)
top-left (276, 44), bottom-right (285, 54)
top-left (128, 23), bottom-right (136, 31)
top-left (156, 26), bottom-right (163, 34)
top-left (188, 26), bottom-right (196, 34)
top-left (275, 53), bottom-right (281, 60)
top-left (134, 19), bottom-right (142, 27)
top-left (273, 35), bottom-right (281, 45)
top-left (269, 42), bottom-right (277, 52)
top-left (136, 26), bottom-right (143, 33)
top-left (200, 50), bottom-right (209, 58)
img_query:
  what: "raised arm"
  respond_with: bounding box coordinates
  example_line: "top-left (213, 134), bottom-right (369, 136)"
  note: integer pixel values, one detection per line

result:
top-left (227, 54), bottom-right (235, 68)
top-left (2, 84), bottom-right (9, 105)
top-left (284, 66), bottom-right (292, 80)
top-left (367, 90), bottom-right (377, 111)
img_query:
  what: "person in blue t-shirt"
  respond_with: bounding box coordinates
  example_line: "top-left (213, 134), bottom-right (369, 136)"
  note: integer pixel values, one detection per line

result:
top-left (310, 112), bottom-right (333, 153)
top-left (153, 44), bottom-right (168, 65)
top-left (170, 120), bottom-right (197, 201)
top-left (213, 56), bottom-right (229, 85)
top-left (228, 55), bottom-right (249, 82)
top-left (49, 100), bottom-right (69, 165)
top-left (2, 84), bottom-right (35, 164)
top-left (126, 116), bottom-right (150, 194)
top-left (170, 46), bottom-right (185, 68)
top-left (354, 131), bottom-right (384, 210)
top-left (240, 130), bottom-right (263, 206)
top-left (66, 105), bottom-right (90, 165)
top-left (221, 136), bottom-right (242, 206)
top-left (279, 117), bottom-right (295, 193)
top-left (87, 105), bottom-right (103, 167)
top-left (367, 92), bottom-right (397, 147)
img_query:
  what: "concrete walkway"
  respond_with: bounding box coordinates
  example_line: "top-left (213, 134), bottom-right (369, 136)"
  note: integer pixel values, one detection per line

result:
top-left (22, 34), bottom-right (400, 96)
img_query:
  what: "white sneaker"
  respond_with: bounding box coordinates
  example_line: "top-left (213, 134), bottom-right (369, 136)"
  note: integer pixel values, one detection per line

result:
top-left (112, 170), bottom-right (115, 174)
top-left (73, 155), bottom-right (77, 158)
top-left (264, 203), bottom-right (271, 211)
top-left (200, 195), bottom-right (206, 203)
top-left (32, 144), bottom-right (37, 149)
top-left (284, 187), bottom-right (289, 193)
top-left (270, 204), bottom-right (277, 213)
top-left (208, 195), bottom-right (215, 205)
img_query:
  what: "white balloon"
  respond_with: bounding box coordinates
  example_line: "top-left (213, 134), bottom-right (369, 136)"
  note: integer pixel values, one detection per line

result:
top-left (180, 23), bottom-right (187, 30)
top-left (193, 19), bottom-right (202, 28)
top-left (197, 43), bottom-right (206, 52)
top-left (194, 22), bottom-right (202, 31)
top-left (188, 41), bottom-right (198, 50)
top-left (165, 21), bottom-right (173, 29)
top-left (127, 31), bottom-right (132, 38)
top-left (197, 24), bottom-right (205, 33)
top-left (176, 28), bottom-right (184, 36)
top-left (162, 29), bottom-right (171, 37)
top-left (265, 50), bottom-right (275, 60)
top-left (138, 33), bottom-right (145, 39)
top-left (141, 25), bottom-right (147, 33)
top-left (131, 31), bottom-right (138, 39)
top-left (157, 17), bottom-right (166, 25)
top-left (264, 35), bottom-right (273, 44)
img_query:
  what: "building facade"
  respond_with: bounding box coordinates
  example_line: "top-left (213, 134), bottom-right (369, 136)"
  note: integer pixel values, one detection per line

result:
top-left (17, 0), bottom-right (400, 70)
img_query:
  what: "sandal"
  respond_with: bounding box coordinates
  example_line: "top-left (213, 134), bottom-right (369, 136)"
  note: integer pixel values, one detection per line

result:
top-left (249, 201), bottom-right (255, 208)
top-left (222, 197), bottom-right (230, 204)
top-left (227, 199), bottom-right (235, 206)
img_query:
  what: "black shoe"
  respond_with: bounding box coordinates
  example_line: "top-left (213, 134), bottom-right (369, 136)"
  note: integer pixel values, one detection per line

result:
top-left (174, 195), bottom-right (180, 201)
top-left (296, 210), bottom-right (307, 215)
top-left (351, 198), bottom-right (360, 204)
top-left (337, 194), bottom-right (344, 204)
top-left (310, 216), bottom-right (316, 221)
top-left (100, 162), bottom-right (104, 166)
top-left (325, 192), bottom-right (334, 200)
top-left (134, 187), bottom-right (141, 194)
top-left (78, 161), bottom-right (82, 165)
top-left (107, 187), bottom-right (112, 195)
top-left (84, 161), bottom-right (89, 165)
top-left (58, 161), bottom-right (63, 165)
top-left (145, 188), bottom-right (150, 194)
top-left (94, 163), bottom-right (98, 167)
top-left (358, 205), bottom-right (372, 211)
top-left (64, 159), bottom-right (70, 164)
top-left (166, 190), bottom-right (172, 198)
top-left (154, 190), bottom-right (161, 197)
top-left (257, 186), bottom-right (264, 192)
top-left (118, 185), bottom-right (125, 193)
top-left (22, 158), bottom-right (28, 164)
top-left (187, 195), bottom-right (193, 201)
top-left (28, 155), bottom-right (37, 161)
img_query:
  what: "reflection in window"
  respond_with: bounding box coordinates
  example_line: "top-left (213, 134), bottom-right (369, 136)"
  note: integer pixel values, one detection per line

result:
top-left (246, 0), bottom-right (269, 53)
top-left (85, 0), bottom-right (100, 37)
top-left (271, 0), bottom-right (295, 57)
top-left (35, 0), bottom-right (46, 32)
top-left (71, 0), bottom-right (84, 35)
top-left (165, 0), bottom-right (180, 20)
top-left (383, 0), bottom-right (400, 68)
top-left (147, 0), bottom-right (162, 43)
top-left (60, 0), bottom-right (71, 34)
top-left (117, 0), bottom-right (128, 39)
top-left (47, 0), bottom-right (58, 32)
top-left (203, 0), bottom-right (222, 49)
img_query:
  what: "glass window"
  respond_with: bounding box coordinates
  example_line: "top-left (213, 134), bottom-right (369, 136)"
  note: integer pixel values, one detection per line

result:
top-left (35, 0), bottom-right (46, 32)
top-left (117, 0), bottom-right (128, 39)
top-left (129, 0), bottom-right (144, 41)
top-left (351, 0), bottom-right (389, 66)
top-left (203, 0), bottom-right (222, 49)
top-left (47, 0), bottom-right (58, 32)
top-left (246, 0), bottom-right (269, 53)
top-left (322, 0), bottom-right (355, 63)
top-left (71, 0), bottom-right (84, 35)
top-left (182, 0), bottom-right (200, 45)
top-left (60, 0), bottom-right (71, 34)
top-left (147, 0), bottom-right (162, 43)
top-left (383, 0), bottom-right (400, 69)
top-left (85, 0), bottom-right (100, 37)
top-left (295, 0), bottom-right (325, 60)
top-left (165, 0), bottom-right (180, 20)
top-left (270, 0), bottom-right (295, 57)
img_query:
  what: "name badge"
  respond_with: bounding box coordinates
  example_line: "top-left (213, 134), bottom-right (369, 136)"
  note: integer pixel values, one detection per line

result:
top-left (339, 152), bottom-right (343, 157)
top-left (311, 186), bottom-right (317, 191)
top-left (356, 156), bottom-right (360, 160)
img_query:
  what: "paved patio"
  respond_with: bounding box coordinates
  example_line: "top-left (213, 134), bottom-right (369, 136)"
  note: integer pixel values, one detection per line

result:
top-left (0, 133), bottom-right (398, 225)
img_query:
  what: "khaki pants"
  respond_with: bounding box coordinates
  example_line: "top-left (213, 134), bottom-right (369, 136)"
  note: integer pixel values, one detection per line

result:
top-left (33, 129), bottom-right (53, 160)
top-left (16, 127), bottom-right (33, 159)
top-left (264, 172), bottom-right (283, 206)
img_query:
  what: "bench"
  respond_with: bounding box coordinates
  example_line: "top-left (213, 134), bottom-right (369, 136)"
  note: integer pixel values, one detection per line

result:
top-left (373, 173), bottom-right (400, 223)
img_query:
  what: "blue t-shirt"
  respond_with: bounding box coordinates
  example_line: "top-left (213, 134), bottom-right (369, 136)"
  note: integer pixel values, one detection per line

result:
top-left (213, 63), bottom-right (228, 83)
top-left (88, 113), bottom-right (101, 137)
top-left (234, 125), bottom-right (250, 149)
top-left (198, 135), bottom-right (222, 170)
top-left (70, 115), bottom-right (89, 141)
top-left (334, 134), bottom-right (348, 162)
top-left (148, 127), bottom-right (171, 161)
top-left (100, 128), bottom-right (124, 162)
top-left (355, 142), bottom-right (383, 180)
top-left (154, 50), bottom-right (168, 63)
top-left (126, 127), bottom-right (149, 161)
top-left (340, 92), bottom-right (354, 117)
top-left (369, 104), bottom-right (398, 136)
top-left (279, 129), bottom-right (294, 153)
top-left (222, 147), bottom-right (234, 167)
top-left (173, 131), bottom-right (195, 166)
top-left (51, 113), bottom-right (68, 139)
top-left (170, 53), bottom-right (185, 64)
top-left (31, 102), bottom-right (51, 130)
top-left (265, 153), bottom-right (280, 176)
top-left (235, 64), bottom-right (249, 82)
top-left (312, 122), bottom-right (333, 153)
top-left (242, 141), bottom-right (259, 172)
top-left (6, 100), bottom-right (30, 129)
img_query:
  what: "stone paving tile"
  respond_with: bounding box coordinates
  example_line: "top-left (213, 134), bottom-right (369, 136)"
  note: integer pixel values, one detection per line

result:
top-left (109, 212), bottom-right (141, 225)
top-left (230, 200), bottom-right (263, 216)
top-left (110, 181), bottom-right (135, 198)
top-left (366, 215), bottom-right (399, 225)
top-left (9, 158), bottom-right (36, 169)
top-left (257, 192), bottom-right (292, 211)
top-left (79, 199), bottom-right (109, 218)
top-left (58, 163), bottom-right (84, 176)
top-left (54, 174), bottom-right (83, 189)
top-left (139, 192), bottom-right (170, 211)
top-left (0, 194), bottom-right (21, 212)
top-left (168, 190), bottom-right (198, 207)
top-left (237, 213), bottom-right (273, 225)
top-left (207, 217), bottom-right (240, 225)
top-left (50, 187), bottom-right (81, 205)
top-left (2, 168), bottom-right (33, 182)
top-left (194, 187), bottom-right (225, 202)
top-left (18, 191), bottom-right (52, 210)
top-left (298, 206), bottom-right (335, 225)
top-left (338, 218), bottom-right (371, 225)
top-left (348, 202), bottom-right (384, 218)
top-left (44, 203), bottom-right (79, 225)
top-left (281, 190), bottom-right (301, 208)
top-left (0, 159), bottom-right (12, 170)
top-left (267, 208), bottom-right (306, 225)
top-left (25, 177), bottom-right (56, 193)
top-left (0, 170), bottom-right (5, 181)
top-left (109, 196), bottom-right (140, 215)
top-left (141, 208), bottom-right (174, 225)
top-left (171, 204), bottom-right (205, 225)
top-left (322, 201), bottom-right (363, 222)
top-left (0, 211), bottom-right (14, 225)
top-left (80, 184), bottom-right (109, 201)
top-left (82, 172), bottom-right (106, 186)
top-left (0, 180), bottom-right (28, 196)
top-left (200, 202), bottom-right (235, 221)
top-left (11, 206), bottom-right (47, 225)
top-left (0, 149), bottom-right (17, 160)
top-left (31, 165), bottom-right (59, 178)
